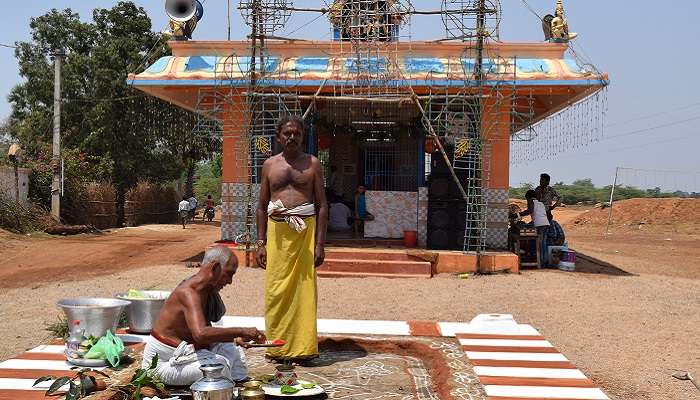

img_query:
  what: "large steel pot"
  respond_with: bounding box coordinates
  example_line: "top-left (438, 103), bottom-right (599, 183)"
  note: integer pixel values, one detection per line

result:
top-left (190, 364), bottom-right (236, 400)
top-left (115, 291), bottom-right (170, 334)
top-left (57, 298), bottom-right (131, 338)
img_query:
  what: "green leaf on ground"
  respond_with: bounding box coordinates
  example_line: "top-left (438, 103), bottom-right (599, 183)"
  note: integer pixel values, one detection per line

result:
top-left (33, 376), bottom-right (56, 387)
top-left (280, 385), bottom-right (301, 394)
top-left (47, 377), bottom-right (71, 395)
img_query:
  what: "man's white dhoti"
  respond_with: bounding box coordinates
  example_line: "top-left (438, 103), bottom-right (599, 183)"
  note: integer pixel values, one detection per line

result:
top-left (142, 335), bottom-right (248, 386)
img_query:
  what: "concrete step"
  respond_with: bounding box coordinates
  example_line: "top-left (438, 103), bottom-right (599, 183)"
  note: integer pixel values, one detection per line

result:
top-left (325, 250), bottom-right (416, 262)
top-left (318, 258), bottom-right (432, 279)
top-left (325, 238), bottom-right (405, 248)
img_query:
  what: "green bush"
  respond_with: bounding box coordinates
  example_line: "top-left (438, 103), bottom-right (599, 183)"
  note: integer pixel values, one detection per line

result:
top-left (510, 179), bottom-right (698, 204)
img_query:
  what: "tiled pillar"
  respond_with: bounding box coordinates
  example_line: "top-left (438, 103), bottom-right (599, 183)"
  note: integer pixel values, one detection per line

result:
top-left (485, 189), bottom-right (509, 249)
top-left (481, 97), bottom-right (510, 250)
top-left (417, 187), bottom-right (428, 248)
top-left (220, 97), bottom-right (253, 241)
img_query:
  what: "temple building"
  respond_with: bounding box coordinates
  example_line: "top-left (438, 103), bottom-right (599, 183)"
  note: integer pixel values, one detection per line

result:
top-left (130, 0), bottom-right (607, 269)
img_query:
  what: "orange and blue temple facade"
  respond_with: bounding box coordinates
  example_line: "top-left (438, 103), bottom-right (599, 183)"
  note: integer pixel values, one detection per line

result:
top-left (131, 39), bottom-right (607, 250)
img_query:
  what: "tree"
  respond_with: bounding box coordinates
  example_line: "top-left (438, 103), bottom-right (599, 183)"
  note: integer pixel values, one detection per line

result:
top-left (194, 154), bottom-right (223, 205)
top-left (0, 120), bottom-right (11, 166)
top-left (509, 182), bottom-right (533, 199)
top-left (8, 2), bottom-right (220, 224)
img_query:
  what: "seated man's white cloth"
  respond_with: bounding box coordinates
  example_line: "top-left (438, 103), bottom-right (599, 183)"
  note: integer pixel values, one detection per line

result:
top-left (328, 202), bottom-right (352, 231)
top-left (267, 200), bottom-right (315, 233)
top-left (142, 335), bottom-right (247, 386)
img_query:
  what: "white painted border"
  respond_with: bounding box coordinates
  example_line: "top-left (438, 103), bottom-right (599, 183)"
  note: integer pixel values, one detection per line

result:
top-left (0, 359), bottom-right (78, 371)
top-left (485, 385), bottom-right (609, 399)
top-left (215, 316), bottom-right (411, 336)
top-left (27, 345), bottom-right (66, 354)
top-left (0, 378), bottom-right (69, 391)
top-left (459, 339), bottom-right (554, 348)
top-left (214, 315), bottom-right (541, 337)
top-left (466, 351), bottom-right (569, 362)
top-left (474, 366), bottom-right (586, 379)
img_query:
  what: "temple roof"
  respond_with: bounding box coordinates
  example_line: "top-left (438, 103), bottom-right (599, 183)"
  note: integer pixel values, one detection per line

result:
top-left (131, 53), bottom-right (603, 88)
top-left (130, 40), bottom-right (606, 88)
top-left (129, 40), bottom-right (608, 120)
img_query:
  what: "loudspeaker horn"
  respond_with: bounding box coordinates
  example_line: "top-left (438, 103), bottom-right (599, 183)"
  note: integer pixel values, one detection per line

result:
top-left (166, 0), bottom-right (197, 22)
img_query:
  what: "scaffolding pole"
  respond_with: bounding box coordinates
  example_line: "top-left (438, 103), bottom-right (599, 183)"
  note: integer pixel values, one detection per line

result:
top-left (606, 166), bottom-right (619, 235)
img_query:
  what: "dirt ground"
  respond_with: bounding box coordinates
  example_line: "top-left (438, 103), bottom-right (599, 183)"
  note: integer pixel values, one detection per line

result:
top-left (0, 207), bottom-right (699, 400)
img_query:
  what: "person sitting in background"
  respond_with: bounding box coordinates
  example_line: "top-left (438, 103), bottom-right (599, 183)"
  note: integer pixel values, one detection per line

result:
top-left (143, 246), bottom-right (265, 385)
top-left (519, 190), bottom-right (550, 268)
top-left (203, 194), bottom-right (215, 221)
top-left (178, 196), bottom-right (190, 229)
top-left (327, 165), bottom-right (343, 202)
top-left (328, 202), bottom-right (352, 232)
top-left (354, 185), bottom-right (374, 238)
top-left (547, 219), bottom-right (566, 246)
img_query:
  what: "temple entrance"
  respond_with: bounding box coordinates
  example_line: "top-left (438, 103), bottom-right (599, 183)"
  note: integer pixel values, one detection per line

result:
top-left (309, 99), bottom-right (424, 241)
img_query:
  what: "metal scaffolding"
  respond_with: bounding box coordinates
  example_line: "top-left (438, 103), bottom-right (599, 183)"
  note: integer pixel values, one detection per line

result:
top-left (190, 0), bottom-right (606, 261)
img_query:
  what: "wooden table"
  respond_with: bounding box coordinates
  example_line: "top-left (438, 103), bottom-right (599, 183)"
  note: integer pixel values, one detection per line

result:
top-left (509, 226), bottom-right (541, 269)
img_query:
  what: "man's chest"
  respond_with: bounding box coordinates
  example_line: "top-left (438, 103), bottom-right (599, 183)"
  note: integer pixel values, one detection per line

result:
top-left (536, 187), bottom-right (553, 199)
top-left (269, 164), bottom-right (314, 190)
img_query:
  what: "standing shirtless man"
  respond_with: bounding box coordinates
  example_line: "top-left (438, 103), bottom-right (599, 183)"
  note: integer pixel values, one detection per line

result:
top-left (256, 115), bottom-right (328, 361)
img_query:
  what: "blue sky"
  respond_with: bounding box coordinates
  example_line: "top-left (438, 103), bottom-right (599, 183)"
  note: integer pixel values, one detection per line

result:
top-left (1, 1), bottom-right (699, 191)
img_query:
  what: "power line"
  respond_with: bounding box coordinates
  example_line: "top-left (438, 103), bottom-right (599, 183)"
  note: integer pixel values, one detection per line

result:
top-left (285, 12), bottom-right (327, 36)
top-left (604, 133), bottom-right (695, 153)
top-left (62, 94), bottom-right (145, 103)
top-left (605, 114), bottom-right (700, 140)
top-left (617, 166), bottom-right (700, 175)
top-left (606, 100), bottom-right (700, 127)
top-left (1, 43), bottom-right (17, 49)
top-left (519, 0), bottom-right (544, 21)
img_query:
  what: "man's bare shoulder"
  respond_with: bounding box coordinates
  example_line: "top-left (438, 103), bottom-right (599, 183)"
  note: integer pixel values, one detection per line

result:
top-left (170, 281), bottom-right (198, 301)
top-left (308, 154), bottom-right (321, 168)
top-left (263, 154), bottom-right (284, 167)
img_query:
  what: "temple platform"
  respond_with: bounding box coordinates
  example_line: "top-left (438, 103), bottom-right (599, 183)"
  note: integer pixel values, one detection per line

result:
top-left (208, 242), bottom-right (519, 278)
top-left (0, 315), bottom-right (609, 400)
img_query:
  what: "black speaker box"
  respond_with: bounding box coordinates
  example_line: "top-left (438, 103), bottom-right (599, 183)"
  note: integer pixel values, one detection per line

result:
top-left (427, 200), bottom-right (467, 250)
top-left (428, 175), bottom-right (464, 200)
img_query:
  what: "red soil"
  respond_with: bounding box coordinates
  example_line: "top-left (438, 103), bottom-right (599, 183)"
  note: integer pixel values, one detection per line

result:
top-left (572, 198), bottom-right (700, 228)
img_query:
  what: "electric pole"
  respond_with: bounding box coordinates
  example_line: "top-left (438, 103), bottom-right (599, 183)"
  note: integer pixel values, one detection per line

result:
top-left (51, 51), bottom-right (64, 222)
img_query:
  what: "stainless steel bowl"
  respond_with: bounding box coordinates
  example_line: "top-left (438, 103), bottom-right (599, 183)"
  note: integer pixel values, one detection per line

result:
top-left (57, 298), bottom-right (131, 338)
top-left (115, 291), bottom-right (171, 334)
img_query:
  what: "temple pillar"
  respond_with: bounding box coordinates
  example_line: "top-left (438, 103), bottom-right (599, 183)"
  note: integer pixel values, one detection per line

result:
top-left (220, 96), bottom-right (256, 241)
top-left (481, 97), bottom-right (511, 249)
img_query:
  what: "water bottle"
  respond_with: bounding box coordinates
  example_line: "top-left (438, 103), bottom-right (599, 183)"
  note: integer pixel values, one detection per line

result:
top-left (66, 320), bottom-right (84, 358)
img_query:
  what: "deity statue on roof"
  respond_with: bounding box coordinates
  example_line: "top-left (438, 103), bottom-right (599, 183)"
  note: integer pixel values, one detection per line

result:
top-left (329, 0), bottom-right (407, 42)
top-left (544, 0), bottom-right (577, 43)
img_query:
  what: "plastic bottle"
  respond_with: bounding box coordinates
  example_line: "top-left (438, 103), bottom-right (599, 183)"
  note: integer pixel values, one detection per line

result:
top-left (66, 320), bottom-right (84, 358)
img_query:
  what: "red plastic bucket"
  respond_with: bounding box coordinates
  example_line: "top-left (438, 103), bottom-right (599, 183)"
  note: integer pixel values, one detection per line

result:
top-left (403, 230), bottom-right (418, 248)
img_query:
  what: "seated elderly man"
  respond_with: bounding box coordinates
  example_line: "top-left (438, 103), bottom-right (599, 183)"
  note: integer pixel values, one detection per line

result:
top-left (142, 246), bottom-right (265, 385)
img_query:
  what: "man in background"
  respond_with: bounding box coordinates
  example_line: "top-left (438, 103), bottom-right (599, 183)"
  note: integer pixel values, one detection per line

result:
top-left (519, 190), bottom-right (550, 269)
top-left (328, 202), bottom-right (352, 232)
top-left (327, 165), bottom-right (343, 202)
top-left (178, 196), bottom-right (190, 229)
top-left (187, 193), bottom-right (199, 221)
top-left (535, 173), bottom-right (561, 221)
